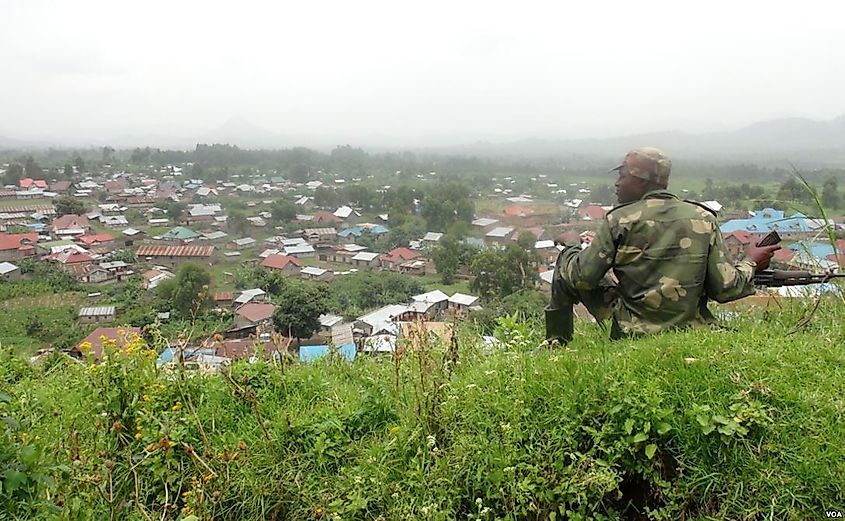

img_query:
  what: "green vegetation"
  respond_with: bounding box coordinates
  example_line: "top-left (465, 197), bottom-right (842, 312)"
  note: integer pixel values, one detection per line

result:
top-left (1, 299), bottom-right (843, 519)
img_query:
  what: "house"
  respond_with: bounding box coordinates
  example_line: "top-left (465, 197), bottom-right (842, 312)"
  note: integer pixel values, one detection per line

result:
top-left (142, 269), bottom-right (174, 290)
top-left (318, 313), bottom-right (344, 333)
top-left (720, 208), bottom-right (814, 238)
top-left (101, 215), bottom-right (129, 227)
top-left (472, 217), bottom-right (499, 230)
top-left (380, 247), bottom-right (420, 270)
top-left (299, 343), bottom-right (356, 363)
top-left (355, 304), bottom-right (409, 336)
top-left (722, 230), bottom-right (754, 260)
top-left (333, 205), bottom-right (361, 225)
top-left (486, 226), bottom-right (516, 246)
top-left (135, 244), bottom-right (215, 266)
top-left (351, 251), bottom-right (380, 268)
top-left (76, 233), bottom-right (115, 248)
top-left (234, 303), bottom-right (276, 329)
top-left (0, 232), bottom-right (38, 261)
top-left (448, 293), bottom-right (480, 315)
top-left (104, 178), bottom-right (128, 194)
top-left (19, 178), bottom-right (48, 190)
top-left (312, 210), bottom-right (341, 225)
top-left (159, 226), bottom-right (200, 242)
top-left (47, 249), bottom-right (94, 270)
top-left (283, 244), bottom-right (316, 258)
top-left (303, 227), bottom-right (337, 245)
top-left (186, 204), bottom-right (222, 224)
top-left (73, 327), bottom-right (143, 360)
top-left (228, 237), bottom-right (257, 250)
top-left (398, 259), bottom-right (428, 275)
top-left (213, 338), bottom-right (279, 362)
top-left (50, 181), bottom-right (73, 193)
top-left (535, 240), bottom-right (560, 265)
top-left (121, 228), bottom-right (145, 247)
top-left (421, 232), bottom-right (443, 244)
top-left (213, 291), bottom-right (234, 308)
top-left (78, 305), bottom-right (116, 324)
top-left (578, 205), bottom-right (609, 221)
top-left (410, 290), bottom-right (450, 317)
top-left (200, 231), bottom-right (229, 243)
top-left (300, 266), bottom-right (332, 281)
top-left (233, 288), bottom-right (267, 306)
top-left (260, 254), bottom-right (302, 274)
top-left (504, 205), bottom-right (534, 218)
top-left (0, 261), bottom-right (21, 281)
top-left (52, 214), bottom-right (89, 237)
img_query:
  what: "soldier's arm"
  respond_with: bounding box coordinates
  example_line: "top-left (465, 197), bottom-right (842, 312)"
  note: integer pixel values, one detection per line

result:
top-left (704, 222), bottom-right (756, 303)
top-left (558, 218), bottom-right (616, 291)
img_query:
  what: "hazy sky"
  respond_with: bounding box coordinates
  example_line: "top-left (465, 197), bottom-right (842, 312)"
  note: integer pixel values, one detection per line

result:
top-left (2, 0), bottom-right (844, 146)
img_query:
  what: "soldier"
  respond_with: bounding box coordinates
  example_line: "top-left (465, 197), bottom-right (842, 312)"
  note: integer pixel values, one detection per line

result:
top-left (550, 147), bottom-right (780, 340)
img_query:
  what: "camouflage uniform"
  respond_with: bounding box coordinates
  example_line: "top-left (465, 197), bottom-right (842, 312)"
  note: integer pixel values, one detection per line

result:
top-left (556, 149), bottom-right (757, 338)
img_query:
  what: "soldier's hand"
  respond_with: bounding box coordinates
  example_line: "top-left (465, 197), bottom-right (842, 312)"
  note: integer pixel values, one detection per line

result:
top-left (745, 244), bottom-right (781, 271)
top-left (556, 231), bottom-right (581, 248)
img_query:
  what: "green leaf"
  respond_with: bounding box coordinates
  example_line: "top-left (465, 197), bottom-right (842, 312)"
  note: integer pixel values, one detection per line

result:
top-left (643, 421), bottom-right (651, 433)
top-left (645, 444), bottom-right (657, 459)
top-left (2, 469), bottom-right (28, 494)
top-left (656, 422), bottom-right (672, 435)
top-left (0, 391), bottom-right (11, 403)
top-left (712, 414), bottom-right (730, 425)
top-left (701, 424), bottom-right (715, 435)
top-left (624, 418), bottom-right (635, 435)
top-left (633, 432), bottom-right (648, 443)
top-left (20, 445), bottom-right (38, 466)
top-left (695, 414), bottom-right (710, 427)
top-left (2, 416), bottom-right (20, 431)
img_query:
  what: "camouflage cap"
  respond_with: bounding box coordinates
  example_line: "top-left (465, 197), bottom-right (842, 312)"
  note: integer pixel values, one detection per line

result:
top-left (610, 147), bottom-right (671, 184)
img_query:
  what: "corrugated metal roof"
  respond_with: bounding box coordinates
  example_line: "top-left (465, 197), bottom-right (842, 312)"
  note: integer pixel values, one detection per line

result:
top-left (79, 306), bottom-right (116, 317)
top-left (136, 244), bottom-right (214, 257)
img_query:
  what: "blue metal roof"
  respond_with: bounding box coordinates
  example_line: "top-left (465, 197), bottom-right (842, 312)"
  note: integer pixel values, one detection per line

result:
top-left (299, 343), bottom-right (356, 362)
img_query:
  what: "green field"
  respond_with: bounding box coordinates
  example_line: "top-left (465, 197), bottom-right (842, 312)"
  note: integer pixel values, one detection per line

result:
top-left (2, 297), bottom-right (843, 519)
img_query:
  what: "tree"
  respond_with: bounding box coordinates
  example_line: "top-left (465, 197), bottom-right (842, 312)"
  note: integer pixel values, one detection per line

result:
top-left (54, 195), bottom-right (86, 217)
top-left (271, 200), bottom-right (297, 223)
top-left (157, 263), bottom-right (212, 318)
top-left (470, 244), bottom-right (537, 300)
top-left (516, 231), bottom-right (536, 251)
top-left (163, 201), bottom-right (186, 222)
top-left (2, 163), bottom-right (23, 186)
top-left (62, 164), bottom-right (74, 179)
top-left (102, 146), bottom-right (115, 164)
top-left (73, 156), bottom-right (86, 174)
top-left (228, 209), bottom-right (250, 236)
top-left (24, 157), bottom-right (42, 179)
top-left (272, 282), bottom-right (328, 343)
top-left (432, 235), bottom-right (461, 284)
top-left (420, 179), bottom-right (474, 231)
top-left (822, 177), bottom-right (840, 209)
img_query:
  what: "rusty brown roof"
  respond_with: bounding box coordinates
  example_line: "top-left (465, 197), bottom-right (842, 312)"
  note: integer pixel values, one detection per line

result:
top-left (136, 244), bottom-right (215, 257)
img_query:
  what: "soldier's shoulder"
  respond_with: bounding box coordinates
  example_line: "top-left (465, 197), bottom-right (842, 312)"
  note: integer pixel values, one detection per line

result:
top-left (683, 199), bottom-right (718, 218)
top-left (605, 200), bottom-right (641, 217)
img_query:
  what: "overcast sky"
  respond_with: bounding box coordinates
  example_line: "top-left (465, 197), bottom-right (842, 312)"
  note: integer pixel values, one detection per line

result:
top-left (2, 0), bottom-right (844, 147)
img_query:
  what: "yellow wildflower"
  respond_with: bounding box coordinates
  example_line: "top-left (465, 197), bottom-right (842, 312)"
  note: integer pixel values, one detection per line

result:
top-left (142, 395), bottom-right (150, 402)
top-left (172, 401), bottom-right (182, 411)
top-left (135, 432), bottom-right (143, 440)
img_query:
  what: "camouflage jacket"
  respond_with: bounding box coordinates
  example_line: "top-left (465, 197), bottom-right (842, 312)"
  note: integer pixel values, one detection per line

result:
top-left (558, 190), bottom-right (756, 336)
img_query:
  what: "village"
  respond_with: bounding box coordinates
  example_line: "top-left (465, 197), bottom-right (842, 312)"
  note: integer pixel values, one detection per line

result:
top-left (1, 160), bottom-right (844, 370)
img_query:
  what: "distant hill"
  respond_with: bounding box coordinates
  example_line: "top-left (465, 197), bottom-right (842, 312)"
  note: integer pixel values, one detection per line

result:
top-left (423, 115), bottom-right (845, 165)
top-left (199, 117), bottom-right (285, 148)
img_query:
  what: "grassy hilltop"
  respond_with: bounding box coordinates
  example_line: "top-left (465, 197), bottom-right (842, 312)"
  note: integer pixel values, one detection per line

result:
top-left (1, 298), bottom-right (844, 520)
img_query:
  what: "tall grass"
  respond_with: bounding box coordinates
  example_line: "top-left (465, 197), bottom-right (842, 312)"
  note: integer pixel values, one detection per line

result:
top-left (2, 300), bottom-right (844, 520)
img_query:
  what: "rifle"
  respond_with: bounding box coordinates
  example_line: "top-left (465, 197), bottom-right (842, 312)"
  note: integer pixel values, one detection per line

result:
top-left (754, 269), bottom-right (845, 287)
top-left (545, 251), bottom-right (575, 344)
